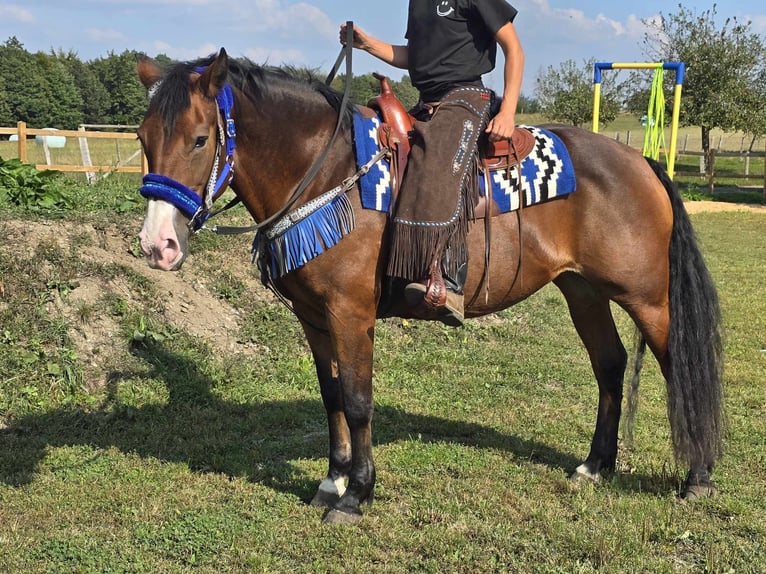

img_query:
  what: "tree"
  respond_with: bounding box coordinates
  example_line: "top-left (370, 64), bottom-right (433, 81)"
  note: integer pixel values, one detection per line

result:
top-left (535, 58), bottom-right (621, 128)
top-left (516, 94), bottom-right (540, 115)
top-left (35, 52), bottom-right (83, 129)
top-left (0, 38), bottom-right (52, 128)
top-left (642, 3), bottom-right (766, 171)
top-left (58, 51), bottom-right (110, 126)
top-left (91, 50), bottom-right (147, 125)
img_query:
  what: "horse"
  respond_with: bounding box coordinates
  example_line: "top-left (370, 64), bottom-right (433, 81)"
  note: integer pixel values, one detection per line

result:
top-left (135, 49), bottom-right (724, 525)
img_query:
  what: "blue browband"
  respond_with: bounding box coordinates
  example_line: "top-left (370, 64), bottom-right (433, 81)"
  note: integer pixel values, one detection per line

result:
top-left (140, 67), bottom-right (236, 231)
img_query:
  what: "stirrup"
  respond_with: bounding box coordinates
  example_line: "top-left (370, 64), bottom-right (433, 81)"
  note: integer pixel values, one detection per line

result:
top-left (404, 282), bottom-right (464, 327)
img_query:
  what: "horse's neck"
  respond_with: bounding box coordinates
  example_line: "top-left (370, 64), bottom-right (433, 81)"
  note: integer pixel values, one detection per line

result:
top-left (232, 92), bottom-right (355, 223)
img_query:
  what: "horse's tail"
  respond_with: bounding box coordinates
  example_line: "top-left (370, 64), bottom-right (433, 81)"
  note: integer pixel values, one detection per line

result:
top-left (622, 331), bottom-right (647, 448)
top-left (646, 157), bottom-right (725, 470)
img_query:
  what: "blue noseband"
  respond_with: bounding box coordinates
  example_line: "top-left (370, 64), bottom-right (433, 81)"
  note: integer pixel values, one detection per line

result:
top-left (140, 173), bottom-right (202, 220)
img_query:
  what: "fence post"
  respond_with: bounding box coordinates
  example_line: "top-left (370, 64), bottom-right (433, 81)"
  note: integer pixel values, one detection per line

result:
top-left (707, 149), bottom-right (716, 194)
top-left (78, 125), bottom-right (96, 184)
top-left (17, 121), bottom-right (27, 163)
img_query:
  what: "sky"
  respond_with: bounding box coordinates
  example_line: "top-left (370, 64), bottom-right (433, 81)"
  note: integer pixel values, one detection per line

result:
top-left (2, 1), bottom-right (765, 96)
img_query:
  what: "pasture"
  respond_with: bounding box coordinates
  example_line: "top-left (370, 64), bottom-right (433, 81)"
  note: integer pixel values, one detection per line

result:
top-left (0, 179), bottom-right (764, 572)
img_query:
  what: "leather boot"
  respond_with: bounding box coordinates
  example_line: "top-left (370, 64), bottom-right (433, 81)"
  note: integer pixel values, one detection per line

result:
top-left (403, 263), bottom-right (466, 327)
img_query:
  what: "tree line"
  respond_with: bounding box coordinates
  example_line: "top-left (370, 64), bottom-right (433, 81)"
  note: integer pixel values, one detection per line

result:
top-left (2, 3), bottom-right (764, 169)
top-left (0, 37), bottom-right (151, 129)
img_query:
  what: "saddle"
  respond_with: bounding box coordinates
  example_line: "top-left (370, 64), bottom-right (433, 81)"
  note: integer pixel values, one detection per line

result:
top-left (366, 74), bottom-right (535, 219)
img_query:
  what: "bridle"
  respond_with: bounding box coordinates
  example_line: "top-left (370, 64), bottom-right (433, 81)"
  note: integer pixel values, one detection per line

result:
top-left (139, 73), bottom-right (237, 232)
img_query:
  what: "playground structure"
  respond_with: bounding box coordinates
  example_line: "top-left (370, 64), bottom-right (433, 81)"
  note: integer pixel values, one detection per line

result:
top-left (592, 62), bottom-right (685, 179)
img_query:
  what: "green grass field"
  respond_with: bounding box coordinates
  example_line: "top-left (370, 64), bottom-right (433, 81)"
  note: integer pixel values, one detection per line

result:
top-left (0, 176), bottom-right (764, 572)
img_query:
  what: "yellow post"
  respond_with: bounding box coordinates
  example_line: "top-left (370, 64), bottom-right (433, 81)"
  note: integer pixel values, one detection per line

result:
top-left (667, 83), bottom-right (684, 179)
top-left (592, 83), bottom-right (602, 133)
top-left (17, 121), bottom-right (27, 163)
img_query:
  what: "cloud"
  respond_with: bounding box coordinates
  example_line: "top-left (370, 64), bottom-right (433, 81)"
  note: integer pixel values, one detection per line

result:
top-left (230, 0), bottom-right (335, 38)
top-left (747, 14), bottom-right (766, 34)
top-left (152, 41), bottom-right (219, 60)
top-left (0, 4), bottom-right (34, 23)
top-left (523, 0), bottom-right (650, 38)
top-left (244, 46), bottom-right (304, 66)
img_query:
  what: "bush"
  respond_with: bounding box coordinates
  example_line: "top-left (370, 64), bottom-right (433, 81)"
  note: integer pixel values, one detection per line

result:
top-left (0, 156), bottom-right (71, 211)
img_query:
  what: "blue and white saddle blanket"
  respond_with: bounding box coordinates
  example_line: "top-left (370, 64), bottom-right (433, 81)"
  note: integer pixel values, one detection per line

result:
top-left (352, 112), bottom-right (577, 214)
top-left (256, 114), bottom-right (577, 278)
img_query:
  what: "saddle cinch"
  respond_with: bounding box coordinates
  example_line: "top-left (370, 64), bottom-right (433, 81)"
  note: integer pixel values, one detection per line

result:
top-left (366, 73), bottom-right (536, 219)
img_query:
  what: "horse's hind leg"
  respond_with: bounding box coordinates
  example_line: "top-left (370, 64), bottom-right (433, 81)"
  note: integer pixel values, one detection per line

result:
top-left (302, 326), bottom-right (352, 508)
top-left (555, 273), bottom-right (627, 481)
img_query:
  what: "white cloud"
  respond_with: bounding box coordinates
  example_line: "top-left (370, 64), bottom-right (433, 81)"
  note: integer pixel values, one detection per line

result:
top-left (152, 41), bottom-right (219, 60)
top-left (244, 46), bottom-right (304, 65)
top-left (231, 0), bottom-right (335, 38)
top-left (748, 14), bottom-right (766, 34)
top-left (0, 4), bottom-right (34, 23)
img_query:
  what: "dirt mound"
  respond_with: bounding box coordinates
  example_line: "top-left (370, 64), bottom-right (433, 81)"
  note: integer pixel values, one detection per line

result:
top-left (3, 219), bottom-right (269, 377)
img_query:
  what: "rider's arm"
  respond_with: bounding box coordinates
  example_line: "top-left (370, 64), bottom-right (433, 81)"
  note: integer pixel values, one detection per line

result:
top-left (485, 21), bottom-right (524, 141)
top-left (340, 23), bottom-right (409, 70)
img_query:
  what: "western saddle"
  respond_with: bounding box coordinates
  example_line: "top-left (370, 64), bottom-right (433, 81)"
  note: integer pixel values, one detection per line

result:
top-left (366, 73), bottom-right (535, 218)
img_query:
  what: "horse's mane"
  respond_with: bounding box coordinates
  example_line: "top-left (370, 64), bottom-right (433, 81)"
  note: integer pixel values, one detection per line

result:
top-left (148, 54), bottom-right (355, 133)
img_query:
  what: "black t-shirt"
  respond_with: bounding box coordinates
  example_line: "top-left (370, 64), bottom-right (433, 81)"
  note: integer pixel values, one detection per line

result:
top-left (406, 0), bottom-right (518, 101)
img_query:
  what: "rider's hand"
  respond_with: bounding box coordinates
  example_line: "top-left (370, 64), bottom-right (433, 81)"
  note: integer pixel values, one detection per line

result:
top-left (485, 109), bottom-right (516, 142)
top-left (339, 23), bottom-right (370, 51)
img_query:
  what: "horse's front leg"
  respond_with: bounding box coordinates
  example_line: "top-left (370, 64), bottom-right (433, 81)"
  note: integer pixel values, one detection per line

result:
top-left (321, 308), bottom-right (377, 525)
top-left (302, 326), bottom-right (351, 508)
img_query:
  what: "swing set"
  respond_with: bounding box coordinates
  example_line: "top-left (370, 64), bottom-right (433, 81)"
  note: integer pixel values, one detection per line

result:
top-left (592, 62), bottom-right (685, 179)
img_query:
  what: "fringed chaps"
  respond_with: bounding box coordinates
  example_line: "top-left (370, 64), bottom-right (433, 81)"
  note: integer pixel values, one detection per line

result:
top-left (387, 86), bottom-right (493, 282)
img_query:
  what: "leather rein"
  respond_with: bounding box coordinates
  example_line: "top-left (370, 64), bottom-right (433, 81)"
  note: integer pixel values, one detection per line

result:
top-left (199, 23), bottom-right (356, 238)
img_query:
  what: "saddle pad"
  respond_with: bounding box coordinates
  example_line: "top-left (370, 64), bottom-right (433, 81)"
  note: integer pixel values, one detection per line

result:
top-left (352, 110), bottom-right (393, 213)
top-left (478, 125), bottom-right (577, 211)
top-left (352, 112), bottom-right (576, 214)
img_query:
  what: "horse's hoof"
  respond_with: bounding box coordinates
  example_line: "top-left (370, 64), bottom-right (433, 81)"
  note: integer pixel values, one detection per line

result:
top-left (569, 466), bottom-right (601, 485)
top-left (680, 483), bottom-right (718, 503)
top-left (322, 508), bottom-right (363, 525)
top-left (310, 489), bottom-right (340, 508)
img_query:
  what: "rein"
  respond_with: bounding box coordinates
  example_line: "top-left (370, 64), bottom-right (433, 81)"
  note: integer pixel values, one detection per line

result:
top-left (208, 22), bottom-right (357, 237)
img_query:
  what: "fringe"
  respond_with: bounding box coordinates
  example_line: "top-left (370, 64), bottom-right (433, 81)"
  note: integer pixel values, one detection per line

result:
top-left (387, 152), bottom-right (480, 282)
top-left (254, 193), bottom-right (355, 278)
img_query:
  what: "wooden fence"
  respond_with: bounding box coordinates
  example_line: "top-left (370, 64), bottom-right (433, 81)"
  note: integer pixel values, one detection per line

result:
top-left (611, 129), bottom-right (765, 197)
top-left (0, 121), bottom-right (147, 182)
top-left (2, 121), bottom-right (765, 198)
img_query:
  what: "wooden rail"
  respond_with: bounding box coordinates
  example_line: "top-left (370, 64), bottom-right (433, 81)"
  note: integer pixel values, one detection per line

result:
top-left (0, 121), bottom-right (147, 177)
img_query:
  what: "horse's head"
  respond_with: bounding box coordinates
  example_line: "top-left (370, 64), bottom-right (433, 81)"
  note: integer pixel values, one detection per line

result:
top-left (136, 49), bottom-right (232, 270)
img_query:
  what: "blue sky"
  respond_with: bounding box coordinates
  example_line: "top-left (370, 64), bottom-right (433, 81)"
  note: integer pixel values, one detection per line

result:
top-left (2, 1), bottom-right (764, 96)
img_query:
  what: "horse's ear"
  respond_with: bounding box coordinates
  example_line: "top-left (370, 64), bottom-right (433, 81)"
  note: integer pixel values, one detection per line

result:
top-left (136, 54), bottom-right (163, 90)
top-left (198, 48), bottom-right (229, 99)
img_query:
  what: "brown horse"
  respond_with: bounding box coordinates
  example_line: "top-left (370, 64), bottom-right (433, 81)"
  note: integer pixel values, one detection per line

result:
top-left (136, 50), bottom-right (724, 524)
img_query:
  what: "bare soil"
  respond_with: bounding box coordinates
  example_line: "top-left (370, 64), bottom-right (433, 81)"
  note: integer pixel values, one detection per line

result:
top-left (3, 219), bottom-right (268, 378)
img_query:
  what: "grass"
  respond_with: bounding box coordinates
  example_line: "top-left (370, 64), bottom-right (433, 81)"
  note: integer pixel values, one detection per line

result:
top-left (1, 178), bottom-right (765, 571)
top-left (0, 179), bottom-right (766, 574)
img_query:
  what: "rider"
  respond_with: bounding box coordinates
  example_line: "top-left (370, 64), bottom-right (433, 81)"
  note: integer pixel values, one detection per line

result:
top-left (340, 1), bottom-right (524, 326)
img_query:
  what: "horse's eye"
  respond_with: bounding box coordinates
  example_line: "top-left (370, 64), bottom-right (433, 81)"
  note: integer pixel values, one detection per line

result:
top-left (194, 136), bottom-right (208, 148)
